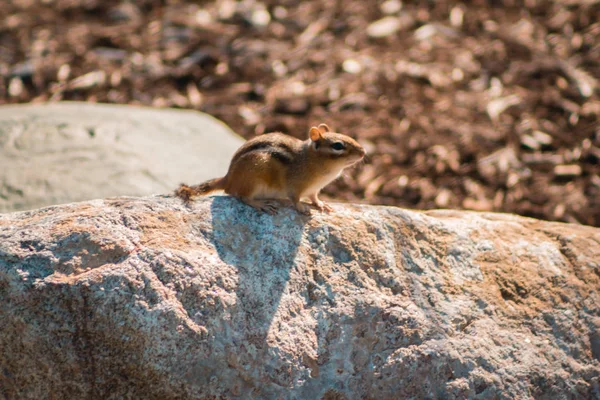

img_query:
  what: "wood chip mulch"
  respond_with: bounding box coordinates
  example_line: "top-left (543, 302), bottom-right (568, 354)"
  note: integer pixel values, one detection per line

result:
top-left (1, 0), bottom-right (599, 226)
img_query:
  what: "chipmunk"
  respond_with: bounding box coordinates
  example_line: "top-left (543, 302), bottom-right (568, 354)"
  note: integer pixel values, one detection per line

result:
top-left (175, 123), bottom-right (365, 214)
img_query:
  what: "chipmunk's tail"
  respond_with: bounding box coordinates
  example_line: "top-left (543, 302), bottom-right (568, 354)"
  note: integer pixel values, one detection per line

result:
top-left (175, 178), bottom-right (225, 203)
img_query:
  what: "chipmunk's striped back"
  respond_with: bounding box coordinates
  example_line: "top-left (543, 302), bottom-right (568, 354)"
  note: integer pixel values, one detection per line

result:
top-left (230, 133), bottom-right (301, 166)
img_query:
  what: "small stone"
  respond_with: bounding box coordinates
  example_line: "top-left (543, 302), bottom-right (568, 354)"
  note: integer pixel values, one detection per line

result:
top-left (451, 68), bottom-right (464, 82)
top-left (57, 64), bottom-right (71, 82)
top-left (487, 95), bottom-right (521, 121)
top-left (69, 71), bottom-right (106, 90)
top-left (251, 8), bottom-right (271, 27)
top-left (414, 24), bottom-right (438, 41)
top-left (194, 9), bottom-right (212, 26)
top-left (520, 134), bottom-right (540, 150)
top-left (531, 130), bottom-right (553, 146)
top-left (8, 77), bottom-right (24, 97)
top-left (380, 0), bottom-right (402, 15)
top-left (218, 0), bottom-right (236, 20)
top-left (342, 59), bottom-right (362, 74)
top-left (367, 17), bottom-right (401, 38)
top-left (215, 62), bottom-right (229, 75)
top-left (449, 6), bottom-right (464, 27)
top-left (506, 172), bottom-right (520, 187)
top-left (554, 165), bottom-right (582, 177)
top-left (238, 105), bottom-right (261, 125)
top-left (435, 189), bottom-right (452, 208)
top-left (398, 175), bottom-right (409, 187)
top-left (289, 81), bottom-right (306, 95)
top-left (110, 71), bottom-right (122, 87)
top-left (271, 60), bottom-right (288, 77)
top-left (187, 82), bottom-right (203, 107)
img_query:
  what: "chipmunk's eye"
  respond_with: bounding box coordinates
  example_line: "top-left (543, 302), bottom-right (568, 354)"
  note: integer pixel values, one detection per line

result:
top-left (331, 142), bottom-right (345, 151)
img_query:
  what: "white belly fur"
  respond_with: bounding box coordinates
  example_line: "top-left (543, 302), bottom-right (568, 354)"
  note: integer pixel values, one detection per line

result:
top-left (251, 181), bottom-right (288, 200)
top-left (300, 169), bottom-right (343, 199)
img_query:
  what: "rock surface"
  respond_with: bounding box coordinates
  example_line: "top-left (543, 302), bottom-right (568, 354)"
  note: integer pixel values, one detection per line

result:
top-left (0, 102), bottom-right (243, 213)
top-left (0, 196), bottom-right (599, 399)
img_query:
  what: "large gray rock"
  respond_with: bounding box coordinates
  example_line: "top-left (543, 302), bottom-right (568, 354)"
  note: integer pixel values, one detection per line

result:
top-left (0, 102), bottom-right (243, 213)
top-left (0, 196), bottom-right (599, 399)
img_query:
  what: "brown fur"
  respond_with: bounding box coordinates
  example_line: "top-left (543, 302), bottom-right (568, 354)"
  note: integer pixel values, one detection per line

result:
top-left (175, 124), bottom-right (365, 214)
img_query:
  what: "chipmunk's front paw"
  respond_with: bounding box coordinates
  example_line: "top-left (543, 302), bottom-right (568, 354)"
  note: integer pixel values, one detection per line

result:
top-left (313, 200), bottom-right (333, 213)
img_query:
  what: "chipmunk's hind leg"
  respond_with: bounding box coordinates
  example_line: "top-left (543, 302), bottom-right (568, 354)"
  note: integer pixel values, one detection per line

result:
top-left (225, 152), bottom-right (286, 214)
top-left (236, 197), bottom-right (280, 214)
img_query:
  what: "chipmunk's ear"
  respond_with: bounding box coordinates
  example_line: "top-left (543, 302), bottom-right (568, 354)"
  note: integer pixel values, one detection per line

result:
top-left (309, 126), bottom-right (323, 141)
top-left (318, 123), bottom-right (330, 133)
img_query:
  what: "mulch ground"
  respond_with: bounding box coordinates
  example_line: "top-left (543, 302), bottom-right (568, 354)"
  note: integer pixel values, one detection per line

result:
top-left (1, 0), bottom-right (599, 226)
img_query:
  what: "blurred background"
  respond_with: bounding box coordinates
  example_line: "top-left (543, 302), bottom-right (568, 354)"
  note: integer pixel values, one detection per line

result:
top-left (1, 0), bottom-right (599, 226)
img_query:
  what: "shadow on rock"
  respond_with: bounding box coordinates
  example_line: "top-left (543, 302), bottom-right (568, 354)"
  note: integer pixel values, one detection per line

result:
top-left (208, 196), bottom-right (307, 391)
